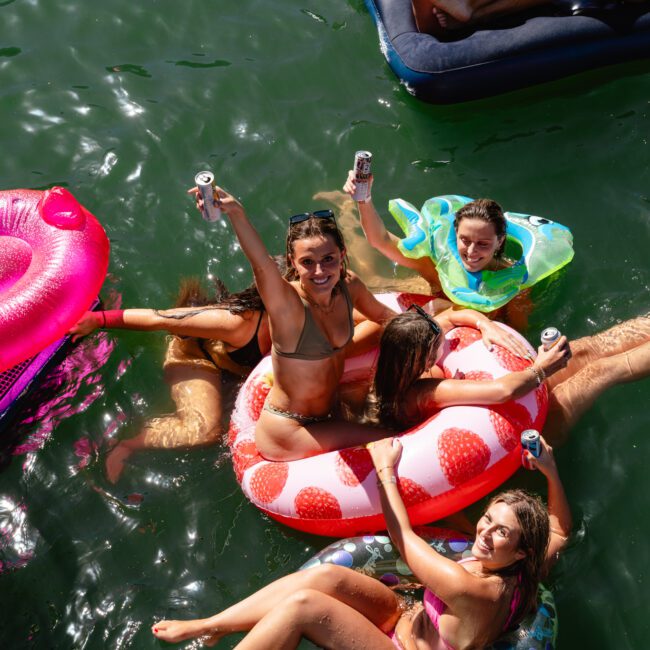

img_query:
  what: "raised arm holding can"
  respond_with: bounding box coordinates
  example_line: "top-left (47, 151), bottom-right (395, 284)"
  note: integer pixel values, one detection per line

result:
top-left (351, 151), bottom-right (372, 202)
top-left (195, 171), bottom-right (222, 223)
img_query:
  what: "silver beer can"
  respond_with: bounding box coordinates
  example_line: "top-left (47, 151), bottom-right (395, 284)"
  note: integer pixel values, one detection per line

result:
top-left (195, 171), bottom-right (222, 223)
top-left (521, 429), bottom-right (541, 458)
top-left (352, 151), bottom-right (372, 202)
top-left (541, 327), bottom-right (561, 350)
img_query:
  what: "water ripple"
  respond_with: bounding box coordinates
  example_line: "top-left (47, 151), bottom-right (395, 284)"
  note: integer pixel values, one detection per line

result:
top-left (107, 64), bottom-right (152, 78)
top-left (172, 59), bottom-right (231, 69)
top-left (1, 2), bottom-right (649, 648)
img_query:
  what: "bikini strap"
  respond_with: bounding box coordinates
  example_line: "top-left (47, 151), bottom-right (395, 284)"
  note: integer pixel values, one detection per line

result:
top-left (253, 309), bottom-right (264, 335)
top-left (502, 572), bottom-right (522, 632)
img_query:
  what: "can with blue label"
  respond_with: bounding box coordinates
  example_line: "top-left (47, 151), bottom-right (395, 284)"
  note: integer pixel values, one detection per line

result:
top-left (521, 429), bottom-right (541, 458)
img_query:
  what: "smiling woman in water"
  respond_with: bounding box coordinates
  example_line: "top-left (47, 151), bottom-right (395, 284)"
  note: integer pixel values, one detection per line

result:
top-left (151, 434), bottom-right (571, 649)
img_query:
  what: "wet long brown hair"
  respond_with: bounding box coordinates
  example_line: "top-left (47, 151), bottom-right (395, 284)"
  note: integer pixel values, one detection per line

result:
top-left (486, 489), bottom-right (550, 629)
top-left (165, 256), bottom-right (287, 317)
top-left (373, 311), bottom-right (442, 429)
top-left (454, 199), bottom-right (507, 259)
top-left (284, 215), bottom-right (349, 282)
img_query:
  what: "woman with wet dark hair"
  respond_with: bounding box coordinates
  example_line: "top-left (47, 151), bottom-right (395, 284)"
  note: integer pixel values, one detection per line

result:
top-left (69, 270), bottom-right (279, 482)
top-left (373, 306), bottom-right (650, 444)
top-left (343, 171), bottom-right (510, 294)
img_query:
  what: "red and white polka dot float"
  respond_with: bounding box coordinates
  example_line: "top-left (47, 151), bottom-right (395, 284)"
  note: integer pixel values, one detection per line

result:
top-left (228, 294), bottom-right (547, 537)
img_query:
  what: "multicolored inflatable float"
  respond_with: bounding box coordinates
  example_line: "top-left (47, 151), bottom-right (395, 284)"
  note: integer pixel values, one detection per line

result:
top-left (228, 293), bottom-right (547, 536)
top-left (389, 195), bottom-right (574, 312)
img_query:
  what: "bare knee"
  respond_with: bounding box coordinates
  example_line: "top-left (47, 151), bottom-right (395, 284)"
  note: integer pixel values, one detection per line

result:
top-left (283, 588), bottom-right (332, 623)
top-left (301, 563), bottom-right (355, 593)
top-left (197, 417), bottom-right (224, 444)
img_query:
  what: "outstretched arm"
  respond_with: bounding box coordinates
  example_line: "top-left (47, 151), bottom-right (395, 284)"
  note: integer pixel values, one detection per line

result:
top-left (524, 437), bottom-right (572, 573)
top-left (192, 186), bottom-right (294, 312)
top-left (190, 187), bottom-right (305, 347)
top-left (69, 307), bottom-right (263, 345)
top-left (368, 438), bottom-right (484, 604)
top-left (435, 306), bottom-right (532, 360)
top-left (343, 171), bottom-right (438, 281)
top-left (413, 339), bottom-right (571, 409)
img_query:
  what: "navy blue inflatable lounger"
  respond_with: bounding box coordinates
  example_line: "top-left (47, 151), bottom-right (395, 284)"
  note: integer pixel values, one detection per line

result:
top-left (364, 0), bottom-right (650, 103)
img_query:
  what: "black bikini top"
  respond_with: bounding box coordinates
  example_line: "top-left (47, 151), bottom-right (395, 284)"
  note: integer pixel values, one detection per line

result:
top-left (227, 311), bottom-right (264, 367)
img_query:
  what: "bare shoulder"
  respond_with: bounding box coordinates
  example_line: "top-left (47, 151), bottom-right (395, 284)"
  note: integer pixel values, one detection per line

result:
top-left (424, 298), bottom-right (454, 316)
top-left (342, 271), bottom-right (367, 298)
top-left (218, 308), bottom-right (258, 331)
top-left (344, 270), bottom-right (362, 285)
top-left (458, 560), bottom-right (505, 602)
top-left (432, 304), bottom-right (463, 331)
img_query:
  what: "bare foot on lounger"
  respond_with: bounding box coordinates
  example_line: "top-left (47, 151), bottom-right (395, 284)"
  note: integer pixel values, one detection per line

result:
top-left (413, 0), bottom-right (550, 35)
top-left (412, 0), bottom-right (471, 34)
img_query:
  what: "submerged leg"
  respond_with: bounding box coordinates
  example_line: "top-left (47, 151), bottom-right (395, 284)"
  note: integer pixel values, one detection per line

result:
top-left (546, 314), bottom-right (650, 390)
top-left (152, 564), bottom-right (400, 646)
top-left (105, 365), bottom-right (223, 482)
top-left (313, 189), bottom-right (388, 286)
top-left (545, 341), bottom-right (650, 444)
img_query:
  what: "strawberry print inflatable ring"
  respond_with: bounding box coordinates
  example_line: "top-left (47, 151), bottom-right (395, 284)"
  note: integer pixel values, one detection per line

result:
top-left (228, 294), bottom-right (547, 536)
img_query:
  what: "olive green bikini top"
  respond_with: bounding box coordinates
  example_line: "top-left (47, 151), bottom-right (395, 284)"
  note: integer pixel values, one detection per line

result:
top-left (273, 282), bottom-right (354, 361)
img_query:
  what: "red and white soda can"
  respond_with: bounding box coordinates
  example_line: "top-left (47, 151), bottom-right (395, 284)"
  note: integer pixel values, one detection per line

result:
top-left (352, 151), bottom-right (372, 202)
top-left (195, 171), bottom-right (222, 223)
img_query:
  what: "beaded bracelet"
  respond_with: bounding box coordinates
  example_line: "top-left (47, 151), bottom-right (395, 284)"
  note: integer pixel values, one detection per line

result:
top-left (528, 365), bottom-right (546, 386)
top-left (377, 476), bottom-right (397, 487)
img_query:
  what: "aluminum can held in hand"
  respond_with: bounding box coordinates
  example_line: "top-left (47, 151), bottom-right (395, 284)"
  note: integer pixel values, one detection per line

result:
top-left (541, 327), bottom-right (561, 350)
top-left (195, 171), bottom-right (222, 223)
top-left (521, 429), bottom-right (541, 458)
top-left (352, 151), bottom-right (372, 202)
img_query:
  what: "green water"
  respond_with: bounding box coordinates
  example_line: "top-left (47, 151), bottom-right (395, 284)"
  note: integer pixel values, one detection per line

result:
top-left (1, 1), bottom-right (649, 648)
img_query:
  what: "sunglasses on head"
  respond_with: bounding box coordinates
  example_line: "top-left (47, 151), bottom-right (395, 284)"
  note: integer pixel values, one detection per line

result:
top-left (408, 304), bottom-right (442, 338)
top-left (289, 209), bottom-right (335, 225)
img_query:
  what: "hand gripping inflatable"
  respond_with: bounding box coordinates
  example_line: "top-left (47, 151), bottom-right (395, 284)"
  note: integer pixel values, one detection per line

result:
top-left (228, 293), bottom-right (548, 537)
top-left (389, 196), bottom-right (574, 312)
top-left (0, 188), bottom-right (110, 372)
top-left (300, 528), bottom-right (558, 649)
